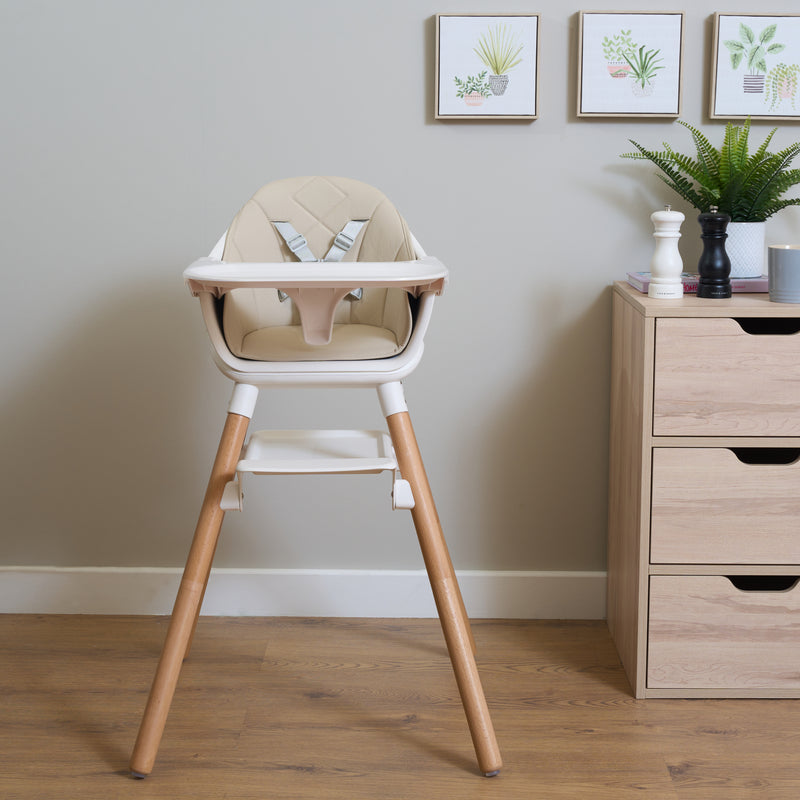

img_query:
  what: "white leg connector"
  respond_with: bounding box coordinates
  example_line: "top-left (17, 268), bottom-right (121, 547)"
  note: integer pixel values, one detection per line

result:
top-left (392, 475), bottom-right (415, 510)
top-left (377, 382), bottom-right (407, 418)
top-left (228, 383), bottom-right (259, 419)
top-left (220, 476), bottom-right (243, 511)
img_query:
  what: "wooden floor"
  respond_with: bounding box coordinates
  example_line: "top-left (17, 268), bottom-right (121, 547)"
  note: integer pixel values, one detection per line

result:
top-left (2, 616), bottom-right (799, 799)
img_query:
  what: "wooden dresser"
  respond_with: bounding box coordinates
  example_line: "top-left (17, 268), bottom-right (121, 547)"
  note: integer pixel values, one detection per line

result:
top-left (608, 280), bottom-right (800, 698)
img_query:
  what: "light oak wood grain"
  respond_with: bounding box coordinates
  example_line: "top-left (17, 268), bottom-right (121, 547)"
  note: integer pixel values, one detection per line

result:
top-left (651, 447), bottom-right (800, 564)
top-left (614, 280), bottom-right (800, 318)
top-left (653, 318), bottom-right (800, 436)
top-left (131, 411), bottom-right (251, 777)
top-left (607, 290), bottom-right (652, 696)
top-left (609, 282), bottom-right (800, 700)
top-left (7, 615), bottom-right (800, 799)
top-left (648, 575), bottom-right (800, 690)
top-left (130, 408), bottom-right (500, 779)
top-left (386, 410), bottom-right (501, 776)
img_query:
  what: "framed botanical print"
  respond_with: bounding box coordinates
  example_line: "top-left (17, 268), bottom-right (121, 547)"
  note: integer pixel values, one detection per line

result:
top-left (435, 13), bottom-right (540, 120)
top-left (711, 13), bottom-right (800, 120)
top-left (578, 11), bottom-right (684, 118)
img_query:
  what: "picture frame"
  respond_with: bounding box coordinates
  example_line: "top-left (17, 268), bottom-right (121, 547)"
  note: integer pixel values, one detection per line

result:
top-left (710, 13), bottom-right (800, 120)
top-left (435, 13), bottom-right (540, 120)
top-left (577, 11), bottom-right (684, 118)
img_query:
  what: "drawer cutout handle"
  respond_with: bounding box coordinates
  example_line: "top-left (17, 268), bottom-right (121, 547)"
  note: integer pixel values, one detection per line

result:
top-left (734, 317), bottom-right (800, 335)
top-left (726, 576), bottom-right (799, 592)
top-left (731, 447), bottom-right (800, 465)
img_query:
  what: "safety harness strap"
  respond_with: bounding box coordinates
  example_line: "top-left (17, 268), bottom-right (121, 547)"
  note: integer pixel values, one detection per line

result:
top-left (322, 220), bottom-right (366, 262)
top-left (272, 220), bottom-right (367, 302)
top-left (272, 221), bottom-right (318, 263)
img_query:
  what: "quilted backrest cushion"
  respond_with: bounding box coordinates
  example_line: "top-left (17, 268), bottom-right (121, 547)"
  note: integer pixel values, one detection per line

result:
top-left (221, 176), bottom-right (415, 361)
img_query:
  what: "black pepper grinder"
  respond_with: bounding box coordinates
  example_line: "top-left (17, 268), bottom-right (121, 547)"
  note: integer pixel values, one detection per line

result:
top-left (696, 206), bottom-right (731, 298)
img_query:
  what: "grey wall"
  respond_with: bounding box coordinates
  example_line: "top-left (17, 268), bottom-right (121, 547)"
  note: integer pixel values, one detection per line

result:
top-left (3, 0), bottom-right (800, 573)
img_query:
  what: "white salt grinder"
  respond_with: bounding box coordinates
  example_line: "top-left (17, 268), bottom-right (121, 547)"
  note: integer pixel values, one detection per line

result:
top-left (648, 204), bottom-right (685, 299)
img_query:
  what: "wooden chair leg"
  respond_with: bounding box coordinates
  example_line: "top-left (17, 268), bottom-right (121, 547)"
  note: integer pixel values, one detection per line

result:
top-left (182, 538), bottom-right (219, 662)
top-left (387, 411), bottom-right (502, 777)
top-left (129, 411), bottom-right (250, 778)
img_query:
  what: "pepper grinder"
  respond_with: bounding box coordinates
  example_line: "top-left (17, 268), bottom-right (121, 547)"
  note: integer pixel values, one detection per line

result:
top-left (648, 204), bottom-right (685, 299)
top-left (697, 206), bottom-right (731, 298)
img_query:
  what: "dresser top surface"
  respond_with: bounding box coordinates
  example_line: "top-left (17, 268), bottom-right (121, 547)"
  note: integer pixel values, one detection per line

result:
top-left (614, 280), bottom-right (800, 318)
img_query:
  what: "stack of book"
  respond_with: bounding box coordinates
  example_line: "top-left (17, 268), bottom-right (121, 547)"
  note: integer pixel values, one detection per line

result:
top-left (626, 271), bottom-right (768, 294)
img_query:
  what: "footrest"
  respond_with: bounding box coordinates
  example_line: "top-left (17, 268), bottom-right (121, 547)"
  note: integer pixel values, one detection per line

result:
top-left (237, 430), bottom-right (397, 475)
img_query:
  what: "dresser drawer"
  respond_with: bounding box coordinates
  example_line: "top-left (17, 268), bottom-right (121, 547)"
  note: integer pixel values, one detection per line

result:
top-left (651, 447), bottom-right (800, 564)
top-left (648, 575), bottom-right (800, 690)
top-left (653, 317), bottom-right (800, 436)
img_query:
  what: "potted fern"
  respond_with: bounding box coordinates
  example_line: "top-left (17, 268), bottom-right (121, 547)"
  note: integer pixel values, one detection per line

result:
top-left (622, 119), bottom-right (800, 277)
top-left (474, 23), bottom-right (524, 96)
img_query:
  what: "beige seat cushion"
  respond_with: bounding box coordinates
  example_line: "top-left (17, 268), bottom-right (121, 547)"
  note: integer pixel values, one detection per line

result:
top-left (221, 176), bottom-right (416, 361)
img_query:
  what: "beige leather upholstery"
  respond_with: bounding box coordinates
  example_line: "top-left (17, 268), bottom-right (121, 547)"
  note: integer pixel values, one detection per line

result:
top-left (221, 176), bottom-right (415, 361)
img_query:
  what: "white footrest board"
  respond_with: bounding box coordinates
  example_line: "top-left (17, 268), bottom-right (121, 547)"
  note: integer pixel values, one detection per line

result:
top-left (237, 429), bottom-right (397, 475)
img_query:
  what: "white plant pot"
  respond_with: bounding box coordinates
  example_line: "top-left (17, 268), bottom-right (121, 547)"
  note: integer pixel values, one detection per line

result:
top-left (726, 221), bottom-right (766, 277)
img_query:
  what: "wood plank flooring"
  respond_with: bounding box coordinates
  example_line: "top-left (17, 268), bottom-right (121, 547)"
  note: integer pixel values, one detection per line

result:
top-left (1, 615), bottom-right (799, 799)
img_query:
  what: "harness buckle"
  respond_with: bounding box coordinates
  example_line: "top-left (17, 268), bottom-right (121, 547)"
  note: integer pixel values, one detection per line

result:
top-left (286, 232), bottom-right (314, 258)
top-left (333, 230), bottom-right (355, 251)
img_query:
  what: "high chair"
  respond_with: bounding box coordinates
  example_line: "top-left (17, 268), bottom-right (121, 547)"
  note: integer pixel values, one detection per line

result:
top-left (129, 176), bottom-right (502, 778)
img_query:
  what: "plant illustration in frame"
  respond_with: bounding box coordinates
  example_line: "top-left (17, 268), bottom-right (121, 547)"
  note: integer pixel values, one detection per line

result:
top-left (453, 71), bottom-right (491, 106)
top-left (436, 14), bottom-right (539, 120)
top-left (602, 29), bottom-right (637, 78)
top-left (473, 23), bottom-right (524, 96)
top-left (624, 45), bottom-right (665, 97)
top-left (578, 12), bottom-right (683, 118)
top-left (711, 14), bottom-right (800, 120)
top-left (723, 21), bottom-right (785, 94)
top-left (765, 63), bottom-right (800, 111)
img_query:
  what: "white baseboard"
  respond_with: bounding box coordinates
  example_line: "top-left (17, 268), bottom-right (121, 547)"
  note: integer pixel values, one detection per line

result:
top-left (0, 567), bottom-right (607, 619)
